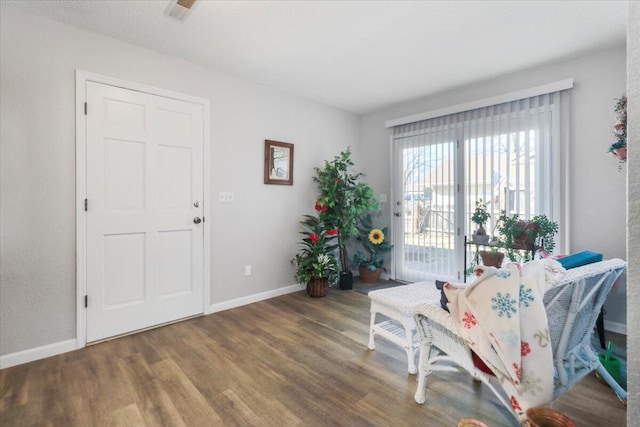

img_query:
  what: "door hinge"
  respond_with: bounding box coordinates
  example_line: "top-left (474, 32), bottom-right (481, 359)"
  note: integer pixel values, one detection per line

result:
top-left (84, 199), bottom-right (88, 211)
top-left (84, 295), bottom-right (88, 308)
top-left (84, 102), bottom-right (88, 115)
top-left (457, 183), bottom-right (460, 193)
top-left (457, 227), bottom-right (460, 236)
top-left (202, 216), bottom-right (205, 223)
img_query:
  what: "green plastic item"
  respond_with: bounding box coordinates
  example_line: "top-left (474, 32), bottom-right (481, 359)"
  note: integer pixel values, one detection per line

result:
top-left (598, 341), bottom-right (622, 384)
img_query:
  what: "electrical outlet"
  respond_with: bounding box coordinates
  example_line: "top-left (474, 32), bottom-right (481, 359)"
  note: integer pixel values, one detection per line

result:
top-left (219, 192), bottom-right (234, 203)
top-left (244, 265), bottom-right (252, 276)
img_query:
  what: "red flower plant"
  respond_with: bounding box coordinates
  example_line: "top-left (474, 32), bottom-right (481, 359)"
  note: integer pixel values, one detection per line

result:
top-left (326, 228), bottom-right (338, 236)
top-left (315, 201), bottom-right (327, 212)
top-left (308, 233), bottom-right (319, 243)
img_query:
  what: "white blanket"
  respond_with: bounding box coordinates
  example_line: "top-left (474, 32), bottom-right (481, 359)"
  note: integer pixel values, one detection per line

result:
top-left (444, 259), bottom-right (565, 419)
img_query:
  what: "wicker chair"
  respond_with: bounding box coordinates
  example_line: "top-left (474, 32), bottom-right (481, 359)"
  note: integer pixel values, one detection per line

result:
top-left (413, 258), bottom-right (627, 424)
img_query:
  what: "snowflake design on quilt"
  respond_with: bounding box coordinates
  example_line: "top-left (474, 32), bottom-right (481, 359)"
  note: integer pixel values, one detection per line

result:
top-left (520, 372), bottom-right (543, 396)
top-left (501, 330), bottom-right (520, 347)
top-left (519, 285), bottom-right (534, 307)
top-left (491, 292), bottom-right (517, 318)
top-left (496, 268), bottom-right (511, 279)
top-left (462, 311), bottom-right (477, 329)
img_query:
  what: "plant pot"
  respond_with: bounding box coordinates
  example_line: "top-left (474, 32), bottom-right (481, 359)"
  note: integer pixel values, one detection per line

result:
top-left (358, 267), bottom-right (382, 284)
top-left (457, 418), bottom-right (488, 427)
top-left (339, 271), bottom-right (353, 290)
top-left (306, 277), bottom-right (329, 297)
top-left (479, 250), bottom-right (505, 268)
top-left (511, 221), bottom-right (537, 250)
top-left (613, 147), bottom-right (627, 161)
top-left (526, 407), bottom-right (575, 427)
top-left (471, 233), bottom-right (490, 245)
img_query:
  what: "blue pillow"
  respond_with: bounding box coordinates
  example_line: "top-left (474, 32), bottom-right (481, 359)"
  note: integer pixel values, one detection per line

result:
top-left (557, 250), bottom-right (603, 269)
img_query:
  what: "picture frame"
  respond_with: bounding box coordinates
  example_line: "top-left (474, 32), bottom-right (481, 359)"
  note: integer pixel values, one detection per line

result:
top-left (264, 140), bottom-right (294, 185)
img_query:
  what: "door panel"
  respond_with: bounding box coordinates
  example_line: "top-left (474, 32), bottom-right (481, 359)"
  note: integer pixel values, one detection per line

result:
top-left (393, 138), bottom-right (460, 283)
top-left (104, 138), bottom-right (146, 210)
top-left (158, 230), bottom-right (193, 297)
top-left (86, 82), bottom-right (204, 342)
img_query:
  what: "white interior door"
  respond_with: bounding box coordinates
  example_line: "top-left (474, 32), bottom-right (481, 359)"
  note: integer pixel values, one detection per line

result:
top-left (85, 82), bottom-right (204, 342)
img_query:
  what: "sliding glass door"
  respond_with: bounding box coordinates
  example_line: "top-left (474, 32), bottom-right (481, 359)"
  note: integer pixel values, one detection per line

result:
top-left (391, 93), bottom-right (561, 283)
top-left (392, 117), bottom-right (463, 283)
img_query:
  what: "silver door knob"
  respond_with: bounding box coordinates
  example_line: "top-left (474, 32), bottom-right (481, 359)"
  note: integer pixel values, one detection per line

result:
top-left (193, 217), bottom-right (202, 224)
top-left (394, 212), bottom-right (401, 217)
top-left (193, 201), bottom-right (200, 207)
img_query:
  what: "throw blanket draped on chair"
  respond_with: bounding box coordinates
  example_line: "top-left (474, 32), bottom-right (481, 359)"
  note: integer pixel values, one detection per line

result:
top-left (444, 259), bottom-right (566, 418)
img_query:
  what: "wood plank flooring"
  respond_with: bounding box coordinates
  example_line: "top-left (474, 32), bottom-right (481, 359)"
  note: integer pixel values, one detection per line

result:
top-left (0, 289), bottom-right (627, 426)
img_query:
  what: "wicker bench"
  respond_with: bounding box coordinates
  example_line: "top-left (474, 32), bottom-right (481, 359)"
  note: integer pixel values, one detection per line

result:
top-left (368, 282), bottom-right (441, 374)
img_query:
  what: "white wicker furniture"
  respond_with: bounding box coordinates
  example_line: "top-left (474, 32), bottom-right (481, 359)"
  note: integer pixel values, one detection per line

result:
top-left (413, 259), bottom-right (627, 424)
top-left (368, 282), bottom-right (441, 374)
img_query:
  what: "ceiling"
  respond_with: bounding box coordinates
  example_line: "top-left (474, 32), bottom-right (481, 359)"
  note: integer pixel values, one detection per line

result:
top-left (4, 0), bottom-right (628, 115)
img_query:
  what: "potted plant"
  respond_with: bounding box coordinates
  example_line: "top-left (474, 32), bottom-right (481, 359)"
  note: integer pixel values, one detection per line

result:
top-left (495, 210), bottom-right (559, 262)
top-left (470, 199), bottom-right (490, 244)
top-left (314, 148), bottom-right (379, 290)
top-left (351, 214), bottom-right (394, 283)
top-left (608, 96), bottom-right (627, 165)
top-left (478, 247), bottom-right (505, 269)
top-left (293, 214), bottom-right (340, 297)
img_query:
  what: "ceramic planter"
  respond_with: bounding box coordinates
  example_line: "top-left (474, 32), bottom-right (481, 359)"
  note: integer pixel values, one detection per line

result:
top-left (613, 147), bottom-right (627, 161)
top-left (359, 267), bottom-right (382, 283)
top-left (479, 250), bottom-right (505, 268)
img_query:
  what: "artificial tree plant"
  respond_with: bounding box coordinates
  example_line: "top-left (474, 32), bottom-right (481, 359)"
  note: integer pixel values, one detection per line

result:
top-left (313, 148), bottom-right (379, 289)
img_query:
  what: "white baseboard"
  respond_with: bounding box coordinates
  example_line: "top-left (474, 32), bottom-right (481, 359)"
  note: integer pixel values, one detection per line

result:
top-left (1, 285), bottom-right (304, 369)
top-left (604, 320), bottom-right (627, 335)
top-left (0, 339), bottom-right (77, 369)
top-left (207, 284), bottom-right (302, 314)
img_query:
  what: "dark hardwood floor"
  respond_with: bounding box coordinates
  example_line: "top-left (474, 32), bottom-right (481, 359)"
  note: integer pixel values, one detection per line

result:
top-left (0, 288), bottom-right (627, 426)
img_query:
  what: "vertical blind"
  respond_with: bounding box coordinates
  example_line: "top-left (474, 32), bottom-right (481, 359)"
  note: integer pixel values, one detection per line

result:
top-left (392, 92), bottom-right (561, 282)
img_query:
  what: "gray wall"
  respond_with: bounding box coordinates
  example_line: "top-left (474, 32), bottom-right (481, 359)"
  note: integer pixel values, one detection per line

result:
top-left (0, 7), bottom-right (360, 356)
top-left (361, 46), bottom-right (629, 327)
top-left (626, 1), bottom-right (639, 422)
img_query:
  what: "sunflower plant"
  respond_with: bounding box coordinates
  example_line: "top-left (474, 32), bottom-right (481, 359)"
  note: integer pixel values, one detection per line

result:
top-left (351, 214), bottom-right (393, 271)
top-left (293, 214), bottom-right (340, 285)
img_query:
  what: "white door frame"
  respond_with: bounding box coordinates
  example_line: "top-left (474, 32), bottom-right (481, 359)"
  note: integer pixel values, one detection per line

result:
top-left (75, 70), bottom-right (211, 349)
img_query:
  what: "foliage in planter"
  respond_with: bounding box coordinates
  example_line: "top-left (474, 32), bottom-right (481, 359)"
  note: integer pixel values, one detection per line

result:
top-left (293, 214), bottom-right (339, 285)
top-left (351, 214), bottom-right (393, 271)
top-left (607, 95), bottom-right (627, 167)
top-left (495, 211), bottom-right (559, 258)
top-left (314, 148), bottom-right (379, 273)
top-left (471, 199), bottom-right (491, 235)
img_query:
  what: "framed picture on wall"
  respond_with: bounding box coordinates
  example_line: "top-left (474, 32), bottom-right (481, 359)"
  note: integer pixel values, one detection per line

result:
top-left (264, 140), bottom-right (294, 185)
